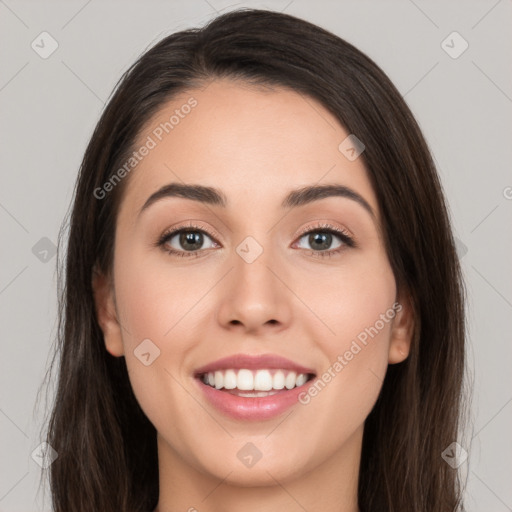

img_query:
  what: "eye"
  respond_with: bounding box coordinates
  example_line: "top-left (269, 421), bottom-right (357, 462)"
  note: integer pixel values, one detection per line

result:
top-left (156, 222), bottom-right (219, 258)
top-left (294, 223), bottom-right (355, 258)
top-left (155, 221), bottom-right (356, 259)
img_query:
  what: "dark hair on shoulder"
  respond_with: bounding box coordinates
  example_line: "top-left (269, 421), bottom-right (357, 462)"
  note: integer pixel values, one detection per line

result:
top-left (40, 8), bottom-right (468, 511)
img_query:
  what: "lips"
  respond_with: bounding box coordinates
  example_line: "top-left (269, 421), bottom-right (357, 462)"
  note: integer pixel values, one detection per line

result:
top-left (193, 353), bottom-right (317, 421)
top-left (194, 353), bottom-right (316, 376)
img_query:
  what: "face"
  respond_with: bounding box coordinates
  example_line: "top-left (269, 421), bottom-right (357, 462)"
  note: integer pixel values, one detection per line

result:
top-left (94, 79), bottom-right (413, 488)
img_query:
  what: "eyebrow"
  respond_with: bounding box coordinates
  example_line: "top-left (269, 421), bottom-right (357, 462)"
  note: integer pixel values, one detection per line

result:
top-left (138, 182), bottom-right (376, 219)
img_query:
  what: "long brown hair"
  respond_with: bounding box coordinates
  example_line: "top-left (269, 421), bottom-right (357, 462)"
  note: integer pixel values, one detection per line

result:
top-left (40, 8), bottom-right (468, 511)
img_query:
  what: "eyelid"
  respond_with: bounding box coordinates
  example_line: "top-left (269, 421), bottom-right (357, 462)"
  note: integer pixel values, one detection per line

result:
top-left (158, 221), bottom-right (353, 243)
top-left (293, 221), bottom-right (356, 246)
top-left (156, 221), bottom-right (221, 246)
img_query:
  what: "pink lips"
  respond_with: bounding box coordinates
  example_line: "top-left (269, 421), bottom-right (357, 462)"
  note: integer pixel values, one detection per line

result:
top-left (194, 353), bottom-right (316, 421)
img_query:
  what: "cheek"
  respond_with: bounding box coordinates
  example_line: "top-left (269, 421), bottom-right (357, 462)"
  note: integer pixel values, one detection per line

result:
top-left (112, 248), bottom-right (203, 438)
top-left (294, 251), bottom-right (397, 354)
top-left (331, 272), bottom-right (396, 358)
top-left (294, 254), bottom-right (396, 418)
top-left (112, 243), bottom-right (207, 347)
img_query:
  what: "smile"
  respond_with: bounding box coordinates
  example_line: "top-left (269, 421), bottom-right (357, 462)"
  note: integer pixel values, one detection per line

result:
top-left (199, 369), bottom-right (314, 396)
top-left (193, 353), bottom-right (317, 421)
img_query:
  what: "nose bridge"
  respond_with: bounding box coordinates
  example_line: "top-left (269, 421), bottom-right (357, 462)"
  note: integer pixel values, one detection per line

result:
top-left (233, 232), bottom-right (280, 303)
top-left (215, 231), bottom-right (292, 332)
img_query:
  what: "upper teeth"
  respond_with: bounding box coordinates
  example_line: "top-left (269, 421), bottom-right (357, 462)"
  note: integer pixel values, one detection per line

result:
top-left (201, 369), bottom-right (310, 391)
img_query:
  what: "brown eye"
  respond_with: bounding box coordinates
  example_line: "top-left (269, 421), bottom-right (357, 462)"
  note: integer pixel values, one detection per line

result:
top-left (294, 223), bottom-right (356, 258)
top-left (156, 223), bottom-right (220, 258)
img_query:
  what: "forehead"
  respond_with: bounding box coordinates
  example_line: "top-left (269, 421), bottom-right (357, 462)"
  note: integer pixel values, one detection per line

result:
top-left (118, 79), bottom-right (378, 223)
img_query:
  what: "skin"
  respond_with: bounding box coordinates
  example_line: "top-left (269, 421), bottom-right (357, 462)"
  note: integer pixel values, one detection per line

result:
top-left (93, 79), bottom-right (414, 512)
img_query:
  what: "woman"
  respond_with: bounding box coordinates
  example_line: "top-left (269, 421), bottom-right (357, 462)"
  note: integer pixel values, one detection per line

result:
top-left (42, 8), bottom-right (468, 511)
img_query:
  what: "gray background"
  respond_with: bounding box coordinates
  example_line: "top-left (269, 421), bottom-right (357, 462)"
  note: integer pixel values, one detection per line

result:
top-left (1, 0), bottom-right (511, 510)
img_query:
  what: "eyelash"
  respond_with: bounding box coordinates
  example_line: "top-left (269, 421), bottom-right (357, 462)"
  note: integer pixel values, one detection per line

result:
top-left (155, 221), bottom-right (356, 259)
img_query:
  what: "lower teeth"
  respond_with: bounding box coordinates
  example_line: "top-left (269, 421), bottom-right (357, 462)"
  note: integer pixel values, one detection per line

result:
top-left (228, 390), bottom-right (281, 397)
top-left (201, 381), bottom-right (287, 396)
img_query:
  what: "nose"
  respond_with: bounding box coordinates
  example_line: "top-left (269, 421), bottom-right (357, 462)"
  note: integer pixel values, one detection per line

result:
top-left (215, 241), bottom-right (292, 335)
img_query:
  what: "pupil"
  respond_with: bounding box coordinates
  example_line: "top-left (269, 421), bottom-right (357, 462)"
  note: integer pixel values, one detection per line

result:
top-left (180, 231), bottom-right (203, 251)
top-left (310, 232), bottom-right (331, 251)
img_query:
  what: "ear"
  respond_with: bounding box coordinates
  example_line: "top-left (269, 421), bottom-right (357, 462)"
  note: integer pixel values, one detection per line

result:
top-left (388, 288), bottom-right (415, 364)
top-left (92, 265), bottom-right (125, 357)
